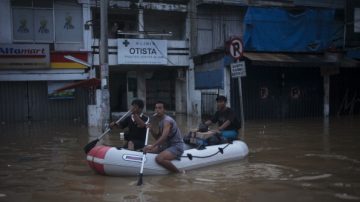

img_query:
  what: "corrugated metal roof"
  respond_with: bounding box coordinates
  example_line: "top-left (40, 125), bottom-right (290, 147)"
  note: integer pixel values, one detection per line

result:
top-left (294, 0), bottom-right (344, 9)
top-left (198, 0), bottom-right (345, 8)
top-left (198, 0), bottom-right (248, 6)
top-left (243, 52), bottom-right (359, 67)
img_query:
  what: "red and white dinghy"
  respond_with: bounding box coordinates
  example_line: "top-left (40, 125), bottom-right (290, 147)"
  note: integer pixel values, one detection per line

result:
top-left (86, 140), bottom-right (249, 176)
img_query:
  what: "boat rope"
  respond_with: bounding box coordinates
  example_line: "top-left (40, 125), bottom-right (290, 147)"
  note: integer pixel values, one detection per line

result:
top-left (181, 143), bottom-right (231, 160)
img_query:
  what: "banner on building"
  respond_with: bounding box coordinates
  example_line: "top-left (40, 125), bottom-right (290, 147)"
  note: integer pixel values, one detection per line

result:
top-left (51, 52), bottom-right (88, 69)
top-left (117, 39), bottom-right (167, 65)
top-left (47, 81), bottom-right (75, 100)
top-left (0, 44), bottom-right (50, 69)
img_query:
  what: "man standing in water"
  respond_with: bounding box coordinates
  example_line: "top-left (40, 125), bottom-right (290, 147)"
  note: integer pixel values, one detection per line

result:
top-left (144, 101), bottom-right (184, 173)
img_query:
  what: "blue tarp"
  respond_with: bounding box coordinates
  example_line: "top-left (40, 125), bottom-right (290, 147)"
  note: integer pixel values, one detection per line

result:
top-left (195, 68), bottom-right (224, 89)
top-left (243, 7), bottom-right (336, 52)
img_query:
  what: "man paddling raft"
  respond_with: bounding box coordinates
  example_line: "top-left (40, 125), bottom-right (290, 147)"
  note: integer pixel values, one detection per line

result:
top-left (144, 101), bottom-right (185, 173)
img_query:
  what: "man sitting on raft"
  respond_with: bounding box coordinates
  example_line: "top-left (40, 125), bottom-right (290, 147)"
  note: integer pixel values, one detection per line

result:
top-left (204, 95), bottom-right (241, 141)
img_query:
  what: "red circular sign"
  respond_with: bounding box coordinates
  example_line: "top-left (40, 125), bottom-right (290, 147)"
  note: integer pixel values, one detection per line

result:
top-left (229, 38), bottom-right (243, 60)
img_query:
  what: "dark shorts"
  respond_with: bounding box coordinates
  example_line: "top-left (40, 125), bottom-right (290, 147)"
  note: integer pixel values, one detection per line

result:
top-left (159, 144), bottom-right (184, 159)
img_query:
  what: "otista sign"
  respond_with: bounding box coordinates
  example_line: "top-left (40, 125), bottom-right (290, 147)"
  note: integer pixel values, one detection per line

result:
top-left (118, 39), bottom-right (167, 65)
top-left (122, 39), bottom-right (157, 55)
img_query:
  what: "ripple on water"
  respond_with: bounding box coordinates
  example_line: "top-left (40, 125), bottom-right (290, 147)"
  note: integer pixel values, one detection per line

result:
top-left (182, 162), bottom-right (297, 185)
top-left (305, 154), bottom-right (360, 164)
top-left (334, 193), bottom-right (360, 200)
top-left (293, 174), bottom-right (332, 181)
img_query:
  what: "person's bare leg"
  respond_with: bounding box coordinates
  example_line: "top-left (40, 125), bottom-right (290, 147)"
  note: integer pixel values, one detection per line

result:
top-left (155, 150), bottom-right (180, 173)
top-left (128, 141), bottom-right (134, 150)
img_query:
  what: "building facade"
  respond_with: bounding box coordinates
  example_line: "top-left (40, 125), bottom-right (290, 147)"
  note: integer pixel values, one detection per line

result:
top-left (189, 0), bottom-right (360, 120)
top-left (0, 0), bottom-right (91, 123)
top-left (1, 0), bottom-right (359, 124)
top-left (89, 0), bottom-right (190, 115)
top-left (0, 0), bottom-right (191, 124)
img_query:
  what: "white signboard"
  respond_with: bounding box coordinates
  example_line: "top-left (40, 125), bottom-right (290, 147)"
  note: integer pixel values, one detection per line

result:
top-left (118, 39), bottom-right (167, 65)
top-left (0, 44), bottom-right (50, 69)
top-left (230, 61), bottom-right (246, 78)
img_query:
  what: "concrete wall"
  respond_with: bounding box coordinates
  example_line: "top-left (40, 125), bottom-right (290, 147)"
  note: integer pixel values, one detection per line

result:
top-left (187, 59), bottom-right (202, 117)
top-left (0, 0), bottom-right (11, 43)
top-left (197, 5), bottom-right (246, 55)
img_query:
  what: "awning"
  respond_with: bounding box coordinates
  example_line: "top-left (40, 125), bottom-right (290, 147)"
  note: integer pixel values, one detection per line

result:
top-left (243, 52), bottom-right (359, 67)
top-left (55, 78), bottom-right (100, 92)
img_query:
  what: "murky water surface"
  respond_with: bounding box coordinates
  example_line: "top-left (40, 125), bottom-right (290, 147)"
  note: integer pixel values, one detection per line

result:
top-left (0, 116), bottom-right (359, 202)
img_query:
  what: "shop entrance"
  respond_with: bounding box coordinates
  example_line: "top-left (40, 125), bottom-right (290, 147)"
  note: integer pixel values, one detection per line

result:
top-left (109, 73), bottom-right (127, 112)
top-left (146, 71), bottom-right (176, 111)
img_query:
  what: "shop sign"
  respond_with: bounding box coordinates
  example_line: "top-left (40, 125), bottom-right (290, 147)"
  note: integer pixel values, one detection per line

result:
top-left (0, 44), bottom-right (50, 69)
top-left (117, 39), bottom-right (167, 65)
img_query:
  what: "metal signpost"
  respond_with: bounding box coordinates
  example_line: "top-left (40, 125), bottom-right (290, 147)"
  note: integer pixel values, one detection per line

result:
top-left (230, 61), bottom-right (246, 130)
top-left (229, 38), bottom-right (245, 130)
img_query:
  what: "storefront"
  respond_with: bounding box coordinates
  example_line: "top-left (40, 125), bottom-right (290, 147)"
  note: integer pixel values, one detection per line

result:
top-left (91, 37), bottom-right (189, 115)
top-left (0, 43), bottom-right (90, 122)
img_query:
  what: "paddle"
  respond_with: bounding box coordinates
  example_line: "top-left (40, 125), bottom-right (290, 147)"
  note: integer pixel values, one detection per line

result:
top-left (137, 121), bottom-right (151, 186)
top-left (83, 110), bottom-right (131, 154)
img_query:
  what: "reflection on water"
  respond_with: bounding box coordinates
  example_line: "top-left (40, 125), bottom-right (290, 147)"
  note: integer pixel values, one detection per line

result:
top-left (0, 116), bottom-right (360, 201)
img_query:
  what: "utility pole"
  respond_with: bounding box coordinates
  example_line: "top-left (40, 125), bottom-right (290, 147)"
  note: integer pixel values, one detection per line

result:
top-left (190, 0), bottom-right (197, 57)
top-left (138, 0), bottom-right (144, 39)
top-left (100, 0), bottom-right (110, 129)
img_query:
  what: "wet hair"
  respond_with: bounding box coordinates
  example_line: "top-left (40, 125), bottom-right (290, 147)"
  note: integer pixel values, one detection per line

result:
top-left (155, 100), bottom-right (167, 109)
top-left (131, 99), bottom-right (144, 109)
top-left (216, 95), bottom-right (227, 102)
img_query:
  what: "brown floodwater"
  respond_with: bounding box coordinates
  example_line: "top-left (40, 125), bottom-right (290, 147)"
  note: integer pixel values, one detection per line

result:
top-left (0, 116), bottom-right (359, 202)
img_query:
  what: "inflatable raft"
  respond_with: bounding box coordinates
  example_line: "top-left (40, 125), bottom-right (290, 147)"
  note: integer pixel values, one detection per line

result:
top-left (86, 140), bottom-right (249, 176)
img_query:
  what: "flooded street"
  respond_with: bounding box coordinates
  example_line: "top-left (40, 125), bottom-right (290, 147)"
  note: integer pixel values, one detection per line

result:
top-left (0, 116), bottom-right (360, 202)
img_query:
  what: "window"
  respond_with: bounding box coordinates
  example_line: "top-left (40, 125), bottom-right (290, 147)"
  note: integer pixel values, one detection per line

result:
top-left (91, 8), bottom-right (137, 39)
top-left (12, 0), bottom-right (54, 42)
top-left (11, 0), bottom-right (82, 43)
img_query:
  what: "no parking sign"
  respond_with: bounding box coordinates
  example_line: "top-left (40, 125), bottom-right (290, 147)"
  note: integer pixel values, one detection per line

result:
top-left (228, 38), bottom-right (244, 60)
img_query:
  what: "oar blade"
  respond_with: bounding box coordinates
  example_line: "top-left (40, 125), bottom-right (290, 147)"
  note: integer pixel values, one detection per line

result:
top-left (137, 173), bottom-right (143, 186)
top-left (83, 139), bottom-right (99, 154)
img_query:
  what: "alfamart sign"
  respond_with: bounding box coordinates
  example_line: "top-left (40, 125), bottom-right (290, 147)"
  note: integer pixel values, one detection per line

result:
top-left (117, 39), bottom-right (167, 65)
top-left (0, 44), bottom-right (50, 69)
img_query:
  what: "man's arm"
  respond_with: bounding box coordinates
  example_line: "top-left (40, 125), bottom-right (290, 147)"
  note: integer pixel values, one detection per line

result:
top-left (133, 114), bottom-right (146, 128)
top-left (218, 120), bottom-right (231, 131)
top-left (144, 121), bottom-right (171, 152)
top-left (153, 121), bottom-right (171, 147)
top-left (217, 108), bottom-right (235, 131)
top-left (204, 120), bottom-right (212, 126)
top-left (109, 116), bottom-right (129, 129)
